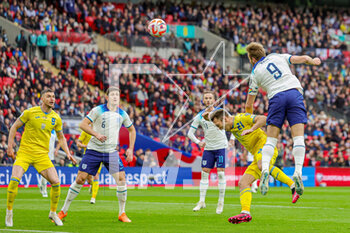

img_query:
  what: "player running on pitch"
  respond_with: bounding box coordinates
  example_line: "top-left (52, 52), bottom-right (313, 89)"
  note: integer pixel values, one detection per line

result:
top-left (6, 88), bottom-right (76, 227)
top-left (77, 129), bottom-right (102, 204)
top-left (245, 42), bottom-right (321, 196)
top-left (208, 109), bottom-right (299, 224)
top-left (58, 87), bottom-right (136, 223)
top-left (187, 91), bottom-right (234, 214)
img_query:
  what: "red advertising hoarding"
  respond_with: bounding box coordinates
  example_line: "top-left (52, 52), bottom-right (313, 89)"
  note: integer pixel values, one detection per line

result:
top-left (208, 167), bottom-right (247, 186)
top-left (315, 167), bottom-right (350, 187)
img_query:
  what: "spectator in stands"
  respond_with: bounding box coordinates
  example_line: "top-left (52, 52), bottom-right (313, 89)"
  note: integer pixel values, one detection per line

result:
top-left (183, 38), bottom-right (192, 53)
top-left (63, 122), bottom-right (70, 134)
top-left (50, 34), bottom-right (58, 56)
top-left (2, 30), bottom-right (8, 45)
top-left (28, 30), bottom-right (37, 58)
top-left (135, 149), bottom-right (145, 167)
top-left (320, 156), bottom-right (330, 167)
top-left (346, 157), bottom-right (350, 167)
top-left (15, 30), bottom-right (27, 52)
top-left (136, 86), bottom-right (148, 105)
top-left (0, 149), bottom-right (13, 165)
top-left (183, 138), bottom-right (192, 153)
top-left (0, 134), bottom-right (8, 152)
top-left (36, 30), bottom-right (47, 59)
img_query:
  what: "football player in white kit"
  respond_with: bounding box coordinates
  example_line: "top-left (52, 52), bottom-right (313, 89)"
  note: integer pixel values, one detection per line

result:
top-left (58, 87), bottom-right (136, 223)
top-left (187, 91), bottom-right (234, 214)
top-left (38, 130), bottom-right (57, 197)
top-left (245, 42), bottom-right (321, 196)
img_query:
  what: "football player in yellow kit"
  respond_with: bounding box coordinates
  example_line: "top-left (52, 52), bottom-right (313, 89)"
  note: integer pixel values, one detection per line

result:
top-left (208, 109), bottom-right (299, 224)
top-left (6, 88), bottom-right (76, 227)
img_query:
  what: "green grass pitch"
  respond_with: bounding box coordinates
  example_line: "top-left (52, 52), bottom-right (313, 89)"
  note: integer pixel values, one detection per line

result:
top-left (1, 186), bottom-right (350, 233)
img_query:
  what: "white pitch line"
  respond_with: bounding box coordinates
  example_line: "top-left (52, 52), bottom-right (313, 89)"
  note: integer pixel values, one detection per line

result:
top-left (0, 229), bottom-right (71, 233)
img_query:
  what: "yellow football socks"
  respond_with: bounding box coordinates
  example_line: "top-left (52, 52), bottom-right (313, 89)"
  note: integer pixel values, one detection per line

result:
top-left (240, 188), bottom-right (252, 213)
top-left (269, 166), bottom-right (294, 187)
top-left (7, 177), bottom-right (20, 210)
top-left (50, 183), bottom-right (61, 212)
top-left (92, 180), bottom-right (99, 199)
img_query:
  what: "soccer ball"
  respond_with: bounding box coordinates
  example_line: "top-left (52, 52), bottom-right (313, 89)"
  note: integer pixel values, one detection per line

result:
top-left (147, 19), bottom-right (167, 37)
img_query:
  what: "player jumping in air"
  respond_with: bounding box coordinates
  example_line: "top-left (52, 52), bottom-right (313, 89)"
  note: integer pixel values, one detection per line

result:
top-left (187, 91), bottom-right (234, 214)
top-left (208, 109), bottom-right (300, 224)
top-left (58, 87), bottom-right (136, 223)
top-left (245, 42), bottom-right (321, 195)
top-left (6, 88), bottom-right (76, 227)
top-left (76, 129), bottom-right (103, 204)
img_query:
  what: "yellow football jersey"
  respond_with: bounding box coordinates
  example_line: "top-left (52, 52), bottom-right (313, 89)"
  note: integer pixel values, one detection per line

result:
top-left (78, 131), bottom-right (92, 153)
top-left (18, 106), bottom-right (62, 156)
top-left (230, 113), bottom-right (267, 155)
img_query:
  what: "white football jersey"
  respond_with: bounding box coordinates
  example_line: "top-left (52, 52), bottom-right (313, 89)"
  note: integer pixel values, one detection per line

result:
top-left (191, 110), bottom-right (228, 150)
top-left (86, 104), bottom-right (133, 153)
top-left (248, 53), bottom-right (303, 99)
top-left (48, 130), bottom-right (56, 160)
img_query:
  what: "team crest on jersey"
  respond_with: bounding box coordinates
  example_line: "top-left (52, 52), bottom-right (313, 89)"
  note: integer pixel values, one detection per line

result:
top-left (41, 123), bottom-right (46, 129)
top-left (82, 164), bottom-right (87, 169)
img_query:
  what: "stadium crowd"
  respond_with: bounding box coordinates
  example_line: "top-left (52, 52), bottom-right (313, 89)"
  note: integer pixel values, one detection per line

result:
top-left (0, 0), bottom-right (349, 168)
top-left (1, 0), bottom-right (349, 52)
top-left (0, 41), bottom-right (349, 168)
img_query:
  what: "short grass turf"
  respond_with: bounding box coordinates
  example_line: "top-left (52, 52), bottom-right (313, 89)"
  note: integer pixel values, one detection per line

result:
top-left (0, 187), bottom-right (350, 233)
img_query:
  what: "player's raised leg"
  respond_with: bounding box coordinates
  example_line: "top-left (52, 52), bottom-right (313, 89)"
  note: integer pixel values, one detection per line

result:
top-left (290, 124), bottom-right (306, 195)
top-left (228, 173), bottom-right (254, 224)
top-left (40, 166), bottom-right (63, 226)
top-left (260, 126), bottom-right (279, 195)
top-left (267, 165), bottom-right (300, 203)
top-left (6, 165), bottom-right (26, 227)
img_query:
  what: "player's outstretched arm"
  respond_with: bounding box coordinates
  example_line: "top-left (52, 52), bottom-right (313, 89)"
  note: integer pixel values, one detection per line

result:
top-left (126, 125), bottom-right (136, 162)
top-left (79, 117), bottom-right (107, 142)
top-left (56, 131), bottom-right (77, 164)
top-left (290, 55), bottom-right (321, 66)
top-left (245, 94), bottom-right (256, 114)
top-left (187, 126), bottom-right (205, 148)
top-left (7, 119), bottom-right (24, 159)
top-left (241, 115), bottom-right (267, 136)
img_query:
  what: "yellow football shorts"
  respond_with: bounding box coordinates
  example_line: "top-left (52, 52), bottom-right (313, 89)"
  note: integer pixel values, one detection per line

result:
top-left (244, 141), bottom-right (278, 180)
top-left (13, 151), bottom-right (54, 173)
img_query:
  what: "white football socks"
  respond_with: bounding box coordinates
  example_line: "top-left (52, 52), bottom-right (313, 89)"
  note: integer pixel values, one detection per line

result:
top-left (217, 171), bottom-right (226, 203)
top-left (199, 171), bottom-right (209, 203)
top-left (61, 181), bottom-right (82, 214)
top-left (262, 137), bottom-right (278, 171)
top-left (293, 136), bottom-right (305, 176)
top-left (117, 185), bottom-right (127, 216)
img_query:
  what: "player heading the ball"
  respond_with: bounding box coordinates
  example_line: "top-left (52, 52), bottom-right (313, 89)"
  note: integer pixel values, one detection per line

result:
top-left (245, 42), bottom-right (321, 196)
